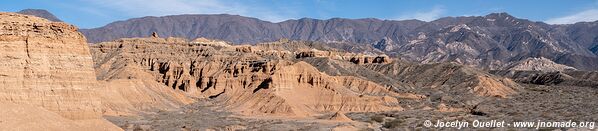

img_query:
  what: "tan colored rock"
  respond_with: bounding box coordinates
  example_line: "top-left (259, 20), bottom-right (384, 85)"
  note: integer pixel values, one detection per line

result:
top-left (234, 45), bottom-right (253, 53)
top-left (0, 102), bottom-right (121, 131)
top-left (245, 62), bottom-right (401, 116)
top-left (0, 12), bottom-right (120, 130)
top-left (332, 125), bottom-right (359, 131)
top-left (329, 112), bottom-right (353, 122)
top-left (191, 37), bottom-right (231, 47)
top-left (294, 49), bottom-right (392, 64)
top-left (472, 76), bottom-right (518, 98)
top-left (90, 37), bottom-right (402, 118)
top-left (0, 12), bottom-right (101, 120)
top-left (97, 79), bottom-right (194, 116)
top-left (91, 40), bottom-right (196, 115)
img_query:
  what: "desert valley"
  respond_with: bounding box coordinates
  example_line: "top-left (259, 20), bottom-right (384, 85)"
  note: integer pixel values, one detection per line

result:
top-left (1, 7), bottom-right (598, 130)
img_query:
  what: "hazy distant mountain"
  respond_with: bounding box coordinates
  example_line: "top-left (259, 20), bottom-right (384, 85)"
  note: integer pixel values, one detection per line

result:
top-left (16, 9), bottom-right (62, 22)
top-left (79, 13), bottom-right (598, 70)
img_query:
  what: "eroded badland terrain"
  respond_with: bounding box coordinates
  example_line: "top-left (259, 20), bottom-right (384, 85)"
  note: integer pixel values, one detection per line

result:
top-left (1, 11), bottom-right (598, 130)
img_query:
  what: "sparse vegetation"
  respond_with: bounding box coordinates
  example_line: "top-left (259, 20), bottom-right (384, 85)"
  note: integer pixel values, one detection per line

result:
top-left (370, 115), bottom-right (385, 123)
top-left (383, 119), bottom-right (404, 129)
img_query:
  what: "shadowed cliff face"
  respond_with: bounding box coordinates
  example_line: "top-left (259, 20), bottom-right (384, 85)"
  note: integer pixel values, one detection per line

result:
top-left (79, 12), bottom-right (598, 70)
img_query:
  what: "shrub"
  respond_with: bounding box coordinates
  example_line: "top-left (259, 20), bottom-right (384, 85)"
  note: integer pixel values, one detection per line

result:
top-left (370, 115), bottom-right (385, 123)
top-left (383, 119), bottom-right (404, 129)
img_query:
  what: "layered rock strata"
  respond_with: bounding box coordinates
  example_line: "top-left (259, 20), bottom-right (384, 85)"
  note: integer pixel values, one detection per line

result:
top-left (91, 37), bottom-right (402, 117)
top-left (0, 12), bottom-right (101, 120)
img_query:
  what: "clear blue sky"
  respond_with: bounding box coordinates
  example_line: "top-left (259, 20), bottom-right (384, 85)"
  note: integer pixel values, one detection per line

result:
top-left (2, 0), bottom-right (598, 28)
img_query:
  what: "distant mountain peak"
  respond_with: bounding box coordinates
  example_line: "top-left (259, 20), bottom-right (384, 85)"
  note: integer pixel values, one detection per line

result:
top-left (16, 9), bottom-right (62, 22)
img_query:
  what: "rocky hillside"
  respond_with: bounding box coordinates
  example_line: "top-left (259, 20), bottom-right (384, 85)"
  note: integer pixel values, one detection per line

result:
top-left (80, 13), bottom-right (598, 70)
top-left (491, 70), bottom-right (598, 88)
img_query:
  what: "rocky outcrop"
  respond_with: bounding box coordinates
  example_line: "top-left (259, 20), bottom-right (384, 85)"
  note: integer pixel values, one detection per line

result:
top-left (91, 38), bottom-right (196, 115)
top-left (90, 37), bottom-right (402, 117)
top-left (96, 79), bottom-right (195, 116)
top-left (328, 112), bottom-right (352, 122)
top-left (191, 37), bottom-right (231, 47)
top-left (294, 49), bottom-right (392, 65)
top-left (0, 12), bottom-right (102, 120)
top-left (0, 12), bottom-right (123, 130)
top-left (504, 57), bottom-right (576, 72)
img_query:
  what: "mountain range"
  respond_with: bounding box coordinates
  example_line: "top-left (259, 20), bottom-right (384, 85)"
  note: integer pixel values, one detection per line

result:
top-left (17, 9), bottom-right (598, 70)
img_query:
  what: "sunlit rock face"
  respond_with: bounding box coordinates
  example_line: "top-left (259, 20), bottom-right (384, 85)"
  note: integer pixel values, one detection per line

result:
top-left (0, 12), bottom-right (101, 120)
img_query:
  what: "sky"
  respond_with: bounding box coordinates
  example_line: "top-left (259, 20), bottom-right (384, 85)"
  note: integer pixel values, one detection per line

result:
top-left (2, 0), bottom-right (598, 28)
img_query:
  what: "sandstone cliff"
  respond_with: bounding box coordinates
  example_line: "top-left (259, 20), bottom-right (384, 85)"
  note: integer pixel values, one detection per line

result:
top-left (0, 12), bottom-right (119, 130)
top-left (90, 36), bottom-right (522, 119)
top-left (90, 37), bottom-right (402, 117)
top-left (90, 38), bottom-right (195, 115)
top-left (0, 12), bottom-right (101, 119)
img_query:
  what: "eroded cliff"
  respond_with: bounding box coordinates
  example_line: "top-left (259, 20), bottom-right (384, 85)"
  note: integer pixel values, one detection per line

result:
top-left (90, 37), bottom-right (403, 117)
top-left (0, 12), bottom-right (120, 130)
top-left (0, 12), bottom-right (101, 119)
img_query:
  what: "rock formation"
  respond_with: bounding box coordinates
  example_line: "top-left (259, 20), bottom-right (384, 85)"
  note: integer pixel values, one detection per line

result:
top-left (328, 112), bottom-right (352, 122)
top-left (0, 12), bottom-right (119, 130)
top-left (91, 37), bottom-right (195, 115)
top-left (295, 49), bottom-right (392, 64)
top-left (90, 37), bottom-right (403, 117)
top-left (0, 12), bottom-right (101, 119)
top-left (191, 37), bottom-right (231, 47)
top-left (151, 32), bottom-right (159, 38)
